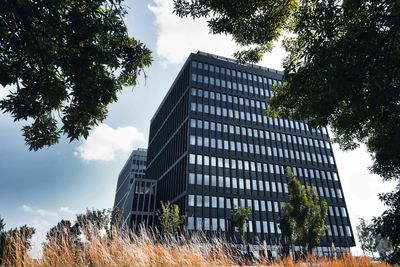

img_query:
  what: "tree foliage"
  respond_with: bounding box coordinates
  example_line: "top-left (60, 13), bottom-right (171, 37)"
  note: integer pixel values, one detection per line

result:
top-left (231, 206), bottom-right (252, 244)
top-left (280, 168), bottom-right (328, 254)
top-left (110, 207), bottom-right (122, 229)
top-left (174, 0), bottom-right (400, 183)
top-left (373, 183), bottom-right (400, 264)
top-left (356, 218), bottom-right (379, 257)
top-left (156, 201), bottom-right (186, 235)
top-left (76, 208), bottom-right (111, 238)
top-left (46, 220), bottom-right (80, 245)
top-left (268, 0), bottom-right (400, 182)
top-left (0, 0), bottom-right (152, 150)
top-left (173, 0), bottom-right (298, 63)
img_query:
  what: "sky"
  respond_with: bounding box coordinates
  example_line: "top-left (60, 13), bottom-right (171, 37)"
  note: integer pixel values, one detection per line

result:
top-left (0, 0), bottom-right (396, 256)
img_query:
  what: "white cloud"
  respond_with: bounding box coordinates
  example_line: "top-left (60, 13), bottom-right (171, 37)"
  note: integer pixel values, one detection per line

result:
top-left (59, 207), bottom-right (77, 214)
top-left (74, 123), bottom-right (146, 161)
top-left (21, 205), bottom-right (58, 217)
top-left (148, 0), bottom-right (286, 70)
top-left (21, 204), bottom-right (33, 212)
top-left (37, 209), bottom-right (58, 217)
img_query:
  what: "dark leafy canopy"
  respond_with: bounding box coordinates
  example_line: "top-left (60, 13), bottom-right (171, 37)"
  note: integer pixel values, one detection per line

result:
top-left (174, 0), bottom-right (400, 182)
top-left (173, 0), bottom-right (298, 63)
top-left (268, 0), bottom-right (400, 181)
top-left (0, 0), bottom-right (152, 150)
top-left (280, 168), bottom-right (328, 253)
top-left (374, 184), bottom-right (400, 263)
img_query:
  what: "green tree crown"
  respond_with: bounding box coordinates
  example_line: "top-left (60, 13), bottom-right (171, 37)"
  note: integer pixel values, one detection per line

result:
top-left (0, 0), bottom-right (152, 150)
top-left (280, 167), bottom-right (328, 254)
top-left (156, 201), bottom-right (186, 235)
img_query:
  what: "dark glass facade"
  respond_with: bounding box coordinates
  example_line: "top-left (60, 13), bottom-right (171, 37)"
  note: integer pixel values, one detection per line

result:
top-left (114, 148), bottom-right (156, 229)
top-left (145, 51), bottom-right (355, 254)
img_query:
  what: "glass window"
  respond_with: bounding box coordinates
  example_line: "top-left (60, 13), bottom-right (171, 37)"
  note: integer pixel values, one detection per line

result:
top-left (196, 218), bottom-right (202, 230)
top-left (197, 155), bottom-right (202, 165)
top-left (196, 174), bottom-right (202, 185)
top-left (225, 177), bottom-right (231, 188)
top-left (220, 219), bottom-right (226, 231)
top-left (204, 196), bottom-right (210, 207)
top-left (270, 222), bottom-right (275, 233)
top-left (232, 177), bottom-right (237, 189)
top-left (267, 201), bottom-right (272, 212)
top-left (188, 195), bottom-right (195, 206)
top-left (218, 176), bottom-right (224, 187)
top-left (219, 197), bottom-right (225, 208)
top-left (204, 218), bottom-right (210, 231)
top-left (190, 135), bottom-right (196, 146)
top-left (212, 196), bottom-right (217, 208)
top-left (226, 198), bottom-right (231, 209)
top-left (190, 119), bottom-right (196, 128)
top-left (274, 201), bottom-right (279, 212)
top-left (204, 175), bottom-right (210, 186)
top-left (211, 175), bottom-right (217, 186)
top-left (189, 173), bottom-right (195, 184)
top-left (271, 182), bottom-right (276, 192)
top-left (346, 226), bottom-right (352, 237)
top-left (189, 154), bottom-right (196, 164)
top-left (239, 178), bottom-right (244, 189)
top-left (212, 218), bottom-right (218, 231)
top-left (196, 195), bottom-right (202, 207)
top-left (188, 217), bottom-right (194, 230)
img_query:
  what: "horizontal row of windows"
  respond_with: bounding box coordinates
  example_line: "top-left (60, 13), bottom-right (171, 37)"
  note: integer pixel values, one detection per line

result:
top-left (190, 87), bottom-right (328, 136)
top-left (189, 154), bottom-right (339, 181)
top-left (188, 194), bottom-right (347, 218)
top-left (189, 173), bottom-right (288, 193)
top-left (190, 134), bottom-right (334, 166)
top-left (192, 60), bottom-right (280, 86)
top-left (191, 71), bottom-right (279, 99)
top-left (192, 87), bottom-right (269, 110)
top-left (190, 101), bottom-right (327, 138)
top-left (190, 119), bottom-right (331, 149)
top-left (186, 216), bottom-right (352, 238)
top-left (132, 164), bottom-right (146, 171)
top-left (132, 158), bottom-right (147, 165)
top-left (188, 172), bottom-right (343, 199)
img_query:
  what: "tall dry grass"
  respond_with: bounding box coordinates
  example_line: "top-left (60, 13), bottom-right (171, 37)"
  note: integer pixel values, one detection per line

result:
top-left (0, 226), bottom-right (395, 267)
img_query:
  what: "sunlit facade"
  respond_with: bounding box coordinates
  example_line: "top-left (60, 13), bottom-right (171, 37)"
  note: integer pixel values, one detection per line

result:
top-left (145, 51), bottom-right (355, 255)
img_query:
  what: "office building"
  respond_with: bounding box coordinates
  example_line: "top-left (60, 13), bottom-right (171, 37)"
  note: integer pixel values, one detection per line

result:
top-left (145, 51), bottom-right (355, 254)
top-left (113, 148), bottom-right (156, 229)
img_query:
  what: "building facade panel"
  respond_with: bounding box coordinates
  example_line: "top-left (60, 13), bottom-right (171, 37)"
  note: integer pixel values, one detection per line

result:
top-left (145, 51), bottom-right (355, 253)
top-left (113, 148), bottom-right (156, 229)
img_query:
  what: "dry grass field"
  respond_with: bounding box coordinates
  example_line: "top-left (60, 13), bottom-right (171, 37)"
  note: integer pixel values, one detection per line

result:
top-left (0, 227), bottom-right (393, 267)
